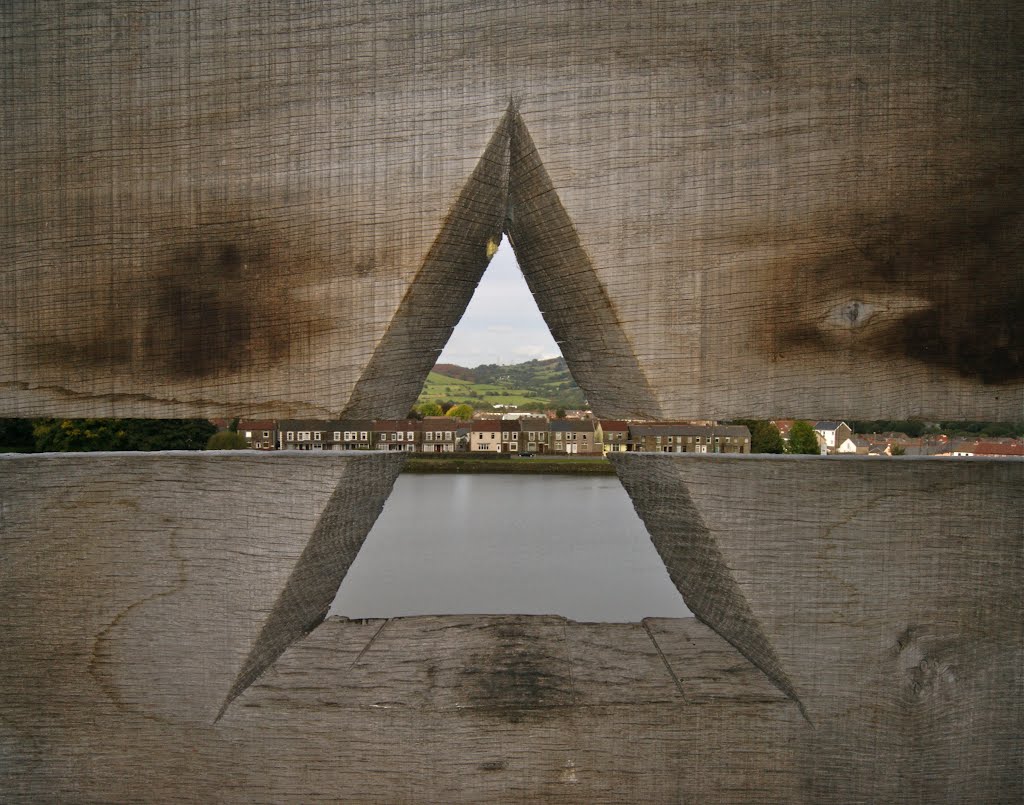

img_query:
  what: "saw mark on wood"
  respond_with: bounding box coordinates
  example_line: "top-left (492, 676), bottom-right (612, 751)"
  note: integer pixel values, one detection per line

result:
top-left (641, 620), bottom-right (687, 699)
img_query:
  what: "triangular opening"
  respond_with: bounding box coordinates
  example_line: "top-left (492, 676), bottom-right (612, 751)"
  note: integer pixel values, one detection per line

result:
top-left (331, 108), bottom-right (686, 622)
top-left (340, 104), bottom-right (662, 421)
top-left (329, 472), bottom-right (690, 622)
top-left (436, 234), bottom-right (561, 369)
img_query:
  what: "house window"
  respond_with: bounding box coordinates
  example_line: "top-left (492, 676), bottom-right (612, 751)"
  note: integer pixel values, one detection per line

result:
top-left (263, 431), bottom-right (270, 438)
top-left (380, 433), bottom-right (387, 441)
top-left (490, 433), bottom-right (496, 440)
top-left (695, 437), bottom-right (701, 444)
top-left (360, 432), bottom-right (368, 441)
top-left (299, 431), bottom-right (310, 441)
top-left (502, 432), bottom-right (508, 440)
top-left (444, 431), bottom-right (452, 440)
top-left (407, 431), bottom-right (414, 441)
top-left (396, 432), bottom-right (403, 441)
top-left (286, 431), bottom-right (294, 441)
top-left (313, 432), bottom-right (322, 441)
top-left (244, 431), bottom-right (252, 438)
top-left (334, 431), bottom-right (341, 441)
top-left (425, 432), bottom-right (433, 441)
top-left (511, 432), bottom-right (518, 440)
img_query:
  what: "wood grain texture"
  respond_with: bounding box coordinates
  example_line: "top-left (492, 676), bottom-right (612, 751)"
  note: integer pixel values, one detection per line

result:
top-left (2, 611), bottom-right (805, 803)
top-left (612, 453), bottom-right (1024, 802)
top-left (4, 453), bottom-right (1019, 800)
top-left (0, 452), bottom-right (404, 729)
top-left (2, 1), bottom-right (1020, 419)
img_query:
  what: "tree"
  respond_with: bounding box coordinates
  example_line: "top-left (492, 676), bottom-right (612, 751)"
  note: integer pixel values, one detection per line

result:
top-left (556, 407), bottom-right (566, 419)
top-left (117, 419), bottom-right (216, 450)
top-left (0, 418), bottom-right (36, 452)
top-left (32, 418), bottom-right (216, 452)
top-left (417, 402), bottom-right (443, 417)
top-left (890, 444), bottom-right (906, 456)
top-left (734, 420), bottom-right (785, 453)
top-left (786, 420), bottom-right (821, 454)
top-left (447, 403), bottom-right (473, 420)
top-left (206, 430), bottom-right (248, 449)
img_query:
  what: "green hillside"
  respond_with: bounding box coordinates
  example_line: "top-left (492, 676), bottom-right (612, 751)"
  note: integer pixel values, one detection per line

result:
top-left (417, 357), bottom-right (586, 412)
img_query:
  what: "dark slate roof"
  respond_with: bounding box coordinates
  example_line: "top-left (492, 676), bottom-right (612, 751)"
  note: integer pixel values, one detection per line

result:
top-left (279, 419), bottom-right (342, 432)
top-left (549, 419), bottom-right (595, 433)
top-left (372, 420), bottom-right (421, 431)
top-left (337, 420), bottom-right (374, 431)
top-left (628, 423), bottom-right (750, 439)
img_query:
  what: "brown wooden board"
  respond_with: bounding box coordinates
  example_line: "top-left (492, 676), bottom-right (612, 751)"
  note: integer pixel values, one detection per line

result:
top-left (612, 453), bottom-right (1024, 802)
top-left (2, 1), bottom-right (1020, 420)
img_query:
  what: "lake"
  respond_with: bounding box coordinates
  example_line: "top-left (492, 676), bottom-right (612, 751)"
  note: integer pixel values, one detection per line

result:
top-left (330, 473), bottom-right (691, 622)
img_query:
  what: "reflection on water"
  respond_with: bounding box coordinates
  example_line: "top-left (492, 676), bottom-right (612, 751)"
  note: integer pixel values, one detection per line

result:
top-left (330, 474), bottom-right (690, 622)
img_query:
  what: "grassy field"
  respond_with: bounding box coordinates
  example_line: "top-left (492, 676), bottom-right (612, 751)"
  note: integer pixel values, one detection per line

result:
top-left (416, 371), bottom-right (543, 409)
top-left (403, 455), bottom-right (616, 475)
top-left (416, 356), bottom-right (588, 411)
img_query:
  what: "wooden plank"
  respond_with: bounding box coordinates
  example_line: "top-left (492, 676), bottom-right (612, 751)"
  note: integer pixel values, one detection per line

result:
top-left (644, 617), bottom-right (789, 705)
top-left (2, 1), bottom-right (1020, 420)
top-left (2, 608), bottom-right (805, 803)
top-left (564, 621), bottom-right (682, 705)
top-left (221, 616), bottom-right (803, 804)
top-left (613, 453), bottom-right (1024, 802)
top-left (0, 452), bottom-right (404, 727)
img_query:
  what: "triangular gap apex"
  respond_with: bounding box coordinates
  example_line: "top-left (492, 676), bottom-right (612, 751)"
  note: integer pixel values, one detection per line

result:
top-left (341, 107), bottom-right (661, 421)
top-left (436, 233), bottom-right (563, 370)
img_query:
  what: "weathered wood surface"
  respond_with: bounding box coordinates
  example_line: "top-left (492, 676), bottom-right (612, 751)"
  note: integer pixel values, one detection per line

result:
top-left (2, 1), bottom-right (1021, 420)
top-left (0, 452), bottom-right (404, 728)
top-left (2, 609), bottom-right (803, 803)
top-left (0, 454), bottom-right (798, 802)
top-left (3, 452), bottom-right (1021, 801)
top-left (612, 453), bottom-right (1024, 803)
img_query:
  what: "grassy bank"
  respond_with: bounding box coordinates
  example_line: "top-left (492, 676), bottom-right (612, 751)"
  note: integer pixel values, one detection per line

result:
top-left (403, 455), bottom-right (616, 475)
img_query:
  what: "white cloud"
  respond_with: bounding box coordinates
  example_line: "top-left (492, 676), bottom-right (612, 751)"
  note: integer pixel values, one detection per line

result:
top-left (438, 236), bottom-right (562, 367)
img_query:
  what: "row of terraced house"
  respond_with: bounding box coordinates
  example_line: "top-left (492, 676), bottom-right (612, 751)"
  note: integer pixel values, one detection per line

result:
top-left (222, 417), bottom-right (751, 456)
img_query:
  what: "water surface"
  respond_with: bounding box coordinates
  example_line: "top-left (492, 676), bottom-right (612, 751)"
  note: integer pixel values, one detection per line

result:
top-left (330, 474), bottom-right (690, 622)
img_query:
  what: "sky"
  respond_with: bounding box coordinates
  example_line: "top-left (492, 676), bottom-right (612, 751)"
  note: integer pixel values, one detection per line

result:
top-left (437, 235), bottom-right (562, 368)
